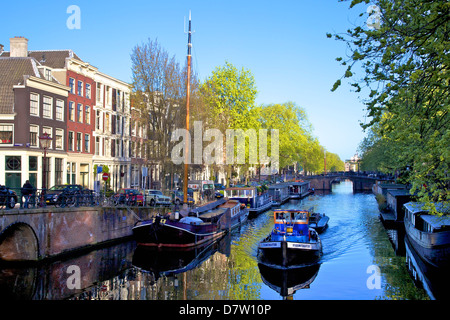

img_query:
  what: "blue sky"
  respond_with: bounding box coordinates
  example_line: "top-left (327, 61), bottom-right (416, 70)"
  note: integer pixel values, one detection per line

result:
top-left (1, 0), bottom-right (372, 161)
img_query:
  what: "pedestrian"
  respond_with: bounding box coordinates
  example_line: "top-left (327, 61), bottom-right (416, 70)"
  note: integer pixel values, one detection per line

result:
top-left (21, 180), bottom-right (34, 208)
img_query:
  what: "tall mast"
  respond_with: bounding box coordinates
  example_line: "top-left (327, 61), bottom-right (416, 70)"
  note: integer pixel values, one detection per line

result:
top-left (183, 11), bottom-right (192, 205)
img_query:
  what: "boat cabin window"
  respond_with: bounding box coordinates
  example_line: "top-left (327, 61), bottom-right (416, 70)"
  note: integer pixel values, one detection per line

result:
top-left (275, 211), bottom-right (308, 223)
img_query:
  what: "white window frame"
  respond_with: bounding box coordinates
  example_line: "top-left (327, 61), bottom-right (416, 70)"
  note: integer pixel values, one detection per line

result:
top-left (29, 125), bottom-right (39, 147)
top-left (43, 96), bottom-right (53, 119)
top-left (42, 126), bottom-right (53, 149)
top-left (30, 92), bottom-right (39, 116)
top-left (55, 128), bottom-right (64, 150)
top-left (56, 99), bottom-right (64, 121)
top-left (0, 124), bottom-right (14, 146)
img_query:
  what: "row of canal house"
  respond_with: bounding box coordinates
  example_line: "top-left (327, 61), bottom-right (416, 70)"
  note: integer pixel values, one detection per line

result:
top-left (0, 37), bottom-right (160, 192)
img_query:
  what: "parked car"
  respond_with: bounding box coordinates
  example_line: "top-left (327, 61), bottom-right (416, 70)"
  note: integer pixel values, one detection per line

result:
top-left (0, 185), bottom-right (18, 208)
top-left (143, 189), bottom-right (171, 206)
top-left (215, 191), bottom-right (224, 199)
top-left (171, 190), bottom-right (195, 205)
top-left (113, 188), bottom-right (144, 206)
top-left (214, 183), bottom-right (226, 190)
top-left (45, 184), bottom-right (85, 205)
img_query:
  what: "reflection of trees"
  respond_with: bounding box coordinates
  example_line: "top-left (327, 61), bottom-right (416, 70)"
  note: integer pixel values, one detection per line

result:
top-left (360, 197), bottom-right (429, 300)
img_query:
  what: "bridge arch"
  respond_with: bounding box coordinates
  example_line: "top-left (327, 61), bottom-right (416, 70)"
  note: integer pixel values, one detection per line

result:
top-left (0, 222), bottom-right (39, 262)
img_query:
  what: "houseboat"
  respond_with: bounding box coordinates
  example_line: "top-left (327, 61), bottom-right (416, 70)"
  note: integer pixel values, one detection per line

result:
top-left (220, 199), bottom-right (249, 229)
top-left (268, 183), bottom-right (290, 206)
top-left (132, 198), bottom-right (240, 248)
top-left (386, 189), bottom-right (412, 223)
top-left (288, 181), bottom-right (311, 199)
top-left (258, 209), bottom-right (322, 267)
top-left (224, 187), bottom-right (272, 218)
top-left (404, 202), bottom-right (450, 269)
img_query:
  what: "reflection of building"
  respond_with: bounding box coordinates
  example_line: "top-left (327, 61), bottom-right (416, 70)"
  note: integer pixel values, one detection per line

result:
top-left (345, 153), bottom-right (361, 172)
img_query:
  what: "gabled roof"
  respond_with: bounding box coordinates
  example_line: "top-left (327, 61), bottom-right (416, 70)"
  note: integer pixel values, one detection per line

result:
top-left (0, 54), bottom-right (69, 114)
top-left (0, 57), bottom-right (39, 114)
top-left (0, 49), bottom-right (83, 69)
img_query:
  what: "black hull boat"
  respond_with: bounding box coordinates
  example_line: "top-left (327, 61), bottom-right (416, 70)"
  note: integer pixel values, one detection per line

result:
top-left (132, 199), bottom-right (247, 248)
top-left (258, 210), bottom-right (322, 268)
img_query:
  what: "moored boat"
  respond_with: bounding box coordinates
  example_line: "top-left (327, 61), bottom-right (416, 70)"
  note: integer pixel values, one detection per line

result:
top-left (132, 198), bottom-right (233, 248)
top-left (224, 187), bottom-right (272, 218)
top-left (288, 181), bottom-right (311, 199)
top-left (268, 184), bottom-right (290, 206)
top-left (308, 209), bottom-right (329, 233)
top-left (403, 202), bottom-right (450, 269)
top-left (258, 209), bottom-right (322, 267)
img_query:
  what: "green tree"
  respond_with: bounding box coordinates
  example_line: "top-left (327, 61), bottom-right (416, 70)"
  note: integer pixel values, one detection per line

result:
top-left (330, 0), bottom-right (449, 215)
top-left (200, 62), bottom-right (259, 185)
top-left (256, 102), bottom-right (314, 174)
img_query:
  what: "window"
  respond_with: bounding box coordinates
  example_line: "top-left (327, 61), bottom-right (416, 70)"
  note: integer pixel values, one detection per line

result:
top-left (85, 106), bottom-right (90, 124)
top-left (77, 80), bottom-right (83, 96)
top-left (5, 156), bottom-right (21, 171)
top-left (55, 158), bottom-right (63, 185)
top-left (116, 115), bottom-right (121, 134)
top-left (96, 83), bottom-right (102, 102)
top-left (105, 113), bottom-right (110, 132)
top-left (55, 129), bottom-right (64, 150)
top-left (56, 99), bottom-right (64, 121)
top-left (116, 139), bottom-right (121, 157)
top-left (67, 162), bottom-right (76, 184)
top-left (84, 134), bottom-right (90, 153)
top-left (68, 131), bottom-right (74, 151)
top-left (96, 110), bottom-right (101, 130)
top-left (86, 83), bottom-right (91, 99)
top-left (29, 156), bottom-right (38, 171)
top-left (69, 101), bottom-right (75, 121)
top-left (106, 86), bottom-right (110, 104)
top-left (69, 78), bottom-right (75, 94)
top-left (77, 103), bottom-right (83, 123)
top-left (29, 125), bottom-right (38, 147)
top-left (43, 96), bottom-right (53, 119)
top-left (0, 125), bottom-right (13, 145)
top-left (42, 127), bottom-right (52, 149)
top-left (45, 69), bottom-right (52, 81)
top-left (30, 93), bottom-right (39, 116)
top-left (95, 137), bottom-right (100, 155)
top-left (76, 132), bottom-right (82, 151)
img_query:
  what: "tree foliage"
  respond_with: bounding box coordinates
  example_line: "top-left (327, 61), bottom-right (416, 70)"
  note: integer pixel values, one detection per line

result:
top-left (330, 0), bottom-right (449, 215)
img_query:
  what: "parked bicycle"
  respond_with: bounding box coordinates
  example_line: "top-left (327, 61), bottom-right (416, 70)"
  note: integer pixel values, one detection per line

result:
top-left (0, 185), bottom-right (17, 209)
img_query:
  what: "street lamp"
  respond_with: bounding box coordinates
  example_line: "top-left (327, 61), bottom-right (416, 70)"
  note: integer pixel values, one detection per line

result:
top-left (39, 132), bottom-right (52, 204)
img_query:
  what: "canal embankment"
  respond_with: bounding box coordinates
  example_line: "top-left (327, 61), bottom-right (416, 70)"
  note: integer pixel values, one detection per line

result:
top-left (0, 206), bottom-right (169, 262)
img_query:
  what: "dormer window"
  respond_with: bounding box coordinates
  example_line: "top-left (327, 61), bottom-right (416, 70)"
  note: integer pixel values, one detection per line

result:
top-left (45, 68), bottom-right (52, 81)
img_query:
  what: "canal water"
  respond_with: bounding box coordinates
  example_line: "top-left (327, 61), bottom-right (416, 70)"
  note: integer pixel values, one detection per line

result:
top-left (0, 180), bottom-right (430, 300)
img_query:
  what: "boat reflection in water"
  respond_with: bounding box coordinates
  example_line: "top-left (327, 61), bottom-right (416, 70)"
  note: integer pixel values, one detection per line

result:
top-left (132, 233), bottom-right (231, 280)
top-left (258, 262), bottom-right (321, 299)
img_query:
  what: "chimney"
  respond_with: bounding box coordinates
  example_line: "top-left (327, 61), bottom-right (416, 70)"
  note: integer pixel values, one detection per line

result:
top-left (0, 44), bottom-right (4, 55)
top-left (10, 36), bottom-right (29, 57)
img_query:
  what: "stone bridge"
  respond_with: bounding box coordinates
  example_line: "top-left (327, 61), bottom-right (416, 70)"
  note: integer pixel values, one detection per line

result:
top-left (303, 174), bottom-right (391, 192)
top-left (0, 206), bottom-right (157, 262)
